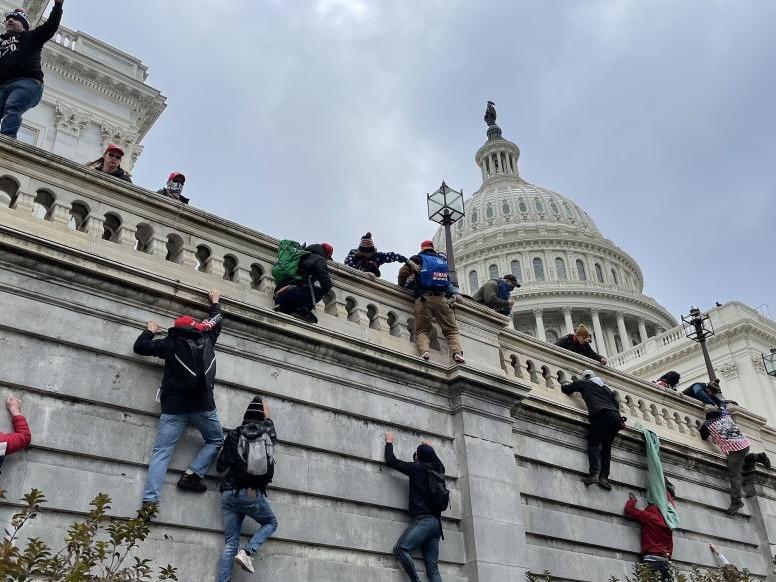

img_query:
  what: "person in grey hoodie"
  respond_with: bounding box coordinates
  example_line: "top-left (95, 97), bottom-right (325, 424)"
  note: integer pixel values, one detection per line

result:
top-left (562, 370), bottom-right (625, 490)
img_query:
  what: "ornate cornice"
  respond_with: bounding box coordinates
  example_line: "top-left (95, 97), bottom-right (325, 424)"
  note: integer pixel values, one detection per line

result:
top-left (54, 101), bottom-right (90, 137)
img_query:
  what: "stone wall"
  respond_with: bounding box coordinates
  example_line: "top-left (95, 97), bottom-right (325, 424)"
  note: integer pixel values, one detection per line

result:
top-left (1, 140), bottom-right (775, 581)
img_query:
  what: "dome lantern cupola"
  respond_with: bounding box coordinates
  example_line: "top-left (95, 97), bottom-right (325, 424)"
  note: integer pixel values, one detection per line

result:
top-left (476, 101), bottom-right (521, 183)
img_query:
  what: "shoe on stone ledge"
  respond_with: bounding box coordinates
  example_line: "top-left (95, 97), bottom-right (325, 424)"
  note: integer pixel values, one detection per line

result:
top-left (726, 499), bottom-right (744, 515)
top-left (453, 353), bottom-right (465, 364)
top-left (177, 472), bottom-right (207, 493)
top-left (235, 549), bottom-right (255, 573)
top-left (292, 308), bottom-right (318, 324)
top-left (420, 352), bottom-right (430, 361)
top-left (757, 452), bottom-right (771, 469)
top-left (597, 477), bottom-right (612, 491)
top-left (582, 473), bottom-right (598, 486)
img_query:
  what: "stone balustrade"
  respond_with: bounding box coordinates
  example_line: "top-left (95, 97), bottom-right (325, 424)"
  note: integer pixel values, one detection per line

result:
top-left (2, 139), bottom-right (776, 580)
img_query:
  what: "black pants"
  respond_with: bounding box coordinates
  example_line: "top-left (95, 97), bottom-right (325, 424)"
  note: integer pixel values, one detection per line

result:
top-left (275, 284), bottom-right (325, 313)
top-left (588, 410), bottom-right (620, 478)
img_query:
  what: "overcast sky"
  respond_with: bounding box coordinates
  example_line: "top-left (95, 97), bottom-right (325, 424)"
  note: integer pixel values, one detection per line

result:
top-left (61, 1), bottom-right (775, 320)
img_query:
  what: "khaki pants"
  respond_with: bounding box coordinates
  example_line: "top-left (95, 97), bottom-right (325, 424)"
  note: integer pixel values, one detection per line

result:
top-left (414, 295), bottom-right (462, 355)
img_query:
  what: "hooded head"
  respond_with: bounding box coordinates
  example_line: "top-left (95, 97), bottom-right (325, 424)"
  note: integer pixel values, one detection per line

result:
top-left (414, 443), bottom-right (444, 472)
top-left (242, 396), bottom-right (265, 425)
top-left (583, 369), bottom-right (605, 387)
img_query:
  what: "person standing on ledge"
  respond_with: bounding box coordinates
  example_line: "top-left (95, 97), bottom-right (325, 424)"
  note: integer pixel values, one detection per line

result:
top-left (344, 232), bottom-right (408, 279)
top-left (561, 370), bottom-right (625, 490)
top-left (0, 1), bottom-right (63, 138)
top-left (398, 240), bottom-right (464, 364)
top-left (472, 273), bottom-right (519, 315)
top-left (384, 431), bottom-right (446, 582)
top-left (133, 288), bottom-right (225, 509)
top-left (87, 144), bottom-right (132, 182)
top-left (555, 324), bottom-right (607, 365)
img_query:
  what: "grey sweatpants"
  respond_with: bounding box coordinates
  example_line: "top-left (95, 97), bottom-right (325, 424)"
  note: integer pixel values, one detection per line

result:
top-left (726, 446), bottom-right (754, 502)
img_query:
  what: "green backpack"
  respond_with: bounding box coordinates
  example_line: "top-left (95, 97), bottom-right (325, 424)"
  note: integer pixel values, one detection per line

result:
top-left (272, 240), bottom-right (310, 284)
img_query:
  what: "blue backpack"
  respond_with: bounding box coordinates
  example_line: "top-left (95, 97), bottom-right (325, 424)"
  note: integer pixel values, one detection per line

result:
top-left (418, 254), bottom-right (450, 291)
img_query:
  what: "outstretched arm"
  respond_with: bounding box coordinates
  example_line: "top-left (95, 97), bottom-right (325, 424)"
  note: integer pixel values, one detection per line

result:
top-left (0, 396), bottom-right (31, 455)
top-left (30, 2), bottom-right (63, 45)
top-left (384, 432), bottom-right (413, 476)
top-left (133, 322), bottom-right (170, 358)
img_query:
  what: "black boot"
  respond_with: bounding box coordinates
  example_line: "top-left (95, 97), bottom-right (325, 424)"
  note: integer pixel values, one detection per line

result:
top-left (726, 498), bottom-right (744, 515)
top-left (582, 472), bottom-right (598, 486)
top-left (758, 452), bottom-right (771, 470)
top-left (177, 472), bottom-right (207, 493)
top-left (597, 476), bottom-right (612, 491)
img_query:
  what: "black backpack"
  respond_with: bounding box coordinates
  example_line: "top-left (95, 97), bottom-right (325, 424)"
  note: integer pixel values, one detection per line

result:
top-left (169, 335), bottom-right (211, 392)
top-left (425, 464), bottom-right (450, 514)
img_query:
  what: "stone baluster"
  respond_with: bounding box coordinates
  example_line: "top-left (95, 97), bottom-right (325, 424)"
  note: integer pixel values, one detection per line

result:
top-left (49, 202), bottom-right (71, 225)
top-left (147, 236), bottom-right (168, 259)
top-left (233, 267), bottom-right (252, 286)
top-left (387, 311), bottom-right (411, 339)
top-left (12, 190), bottom-right (34, 212)
top-left (85, 214), bottom-right (105, 237)
top-left (119, 225), bottom-right (137, 247)
top-left (180, 246), bottom-right (199, 269)
top-left (209, 256), bottom-right (225, 278)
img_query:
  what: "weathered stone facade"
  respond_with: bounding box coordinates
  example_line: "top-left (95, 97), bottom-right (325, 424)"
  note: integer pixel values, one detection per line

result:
top-left (1, 141), bottom-right (775, 580)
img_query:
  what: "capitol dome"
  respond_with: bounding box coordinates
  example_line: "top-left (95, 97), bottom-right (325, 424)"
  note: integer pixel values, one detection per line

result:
top-left (434, 109), bottom-right (677, 357)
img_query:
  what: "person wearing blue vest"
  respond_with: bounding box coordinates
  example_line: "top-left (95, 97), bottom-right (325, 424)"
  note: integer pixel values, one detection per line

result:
top-left (472, 274), bottom-right (519, 315)
top-left (398, 240), bottom-right (464, 363)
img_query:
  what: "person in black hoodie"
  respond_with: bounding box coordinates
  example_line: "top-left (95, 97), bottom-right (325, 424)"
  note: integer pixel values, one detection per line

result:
top-left (0, 1), bottom-right (63, 138)
top-left (561, 370), bottom-right (625, 490)
top-left (385, 432), bottom-right (445, 582)
top-left (87, 144), bottom-right (132, 182)
top-left (216, 396), bottom-right (278, 581)
top-left (133, 288), bottom-right (225, 508)
top-left (273, 242), bottom-right (334, 324)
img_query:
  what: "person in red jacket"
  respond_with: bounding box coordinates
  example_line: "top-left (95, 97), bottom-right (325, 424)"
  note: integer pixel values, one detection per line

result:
top-left (0, 395), bottom-right (32, 469)
top-left (624, 492), bottom-right (674, 581)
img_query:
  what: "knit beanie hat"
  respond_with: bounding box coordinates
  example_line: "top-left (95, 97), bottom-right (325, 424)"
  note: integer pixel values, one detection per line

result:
top-left (243, 396), bottom-right (265, 424)
top-left (6, 9), bottom-right (29, 30)
top-left (358, 232), bottom-right (375, 253)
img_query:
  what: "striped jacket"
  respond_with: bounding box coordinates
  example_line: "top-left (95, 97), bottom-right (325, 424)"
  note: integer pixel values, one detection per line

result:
top-left (701, 409), bottom-right (750, 454)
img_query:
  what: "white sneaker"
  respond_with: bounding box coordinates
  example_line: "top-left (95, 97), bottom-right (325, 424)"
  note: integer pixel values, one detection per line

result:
top-left (420, 352), bottom-right (430, 361)
top-left (235, 549), bottom-right (255, 573)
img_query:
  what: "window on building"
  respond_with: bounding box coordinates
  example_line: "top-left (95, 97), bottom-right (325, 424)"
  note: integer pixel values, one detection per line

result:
top-left (535, 198), bottom-right (545, 213)
top-left (595, 263), bottom-right (604, 283)
top-left (510, 259), bottom-right (523, 283)
top-left (533, 258), bottom-right (545, 281)
top-left (468, 270), bottom-right (479, 292)
top-left (550, 200), bottom-right (559, 215)
top-left (471, 209), bottom-right (478, 224)
top-left (502, 200), bottom-right (510, 215)
top-left (576, 259), bottom-right (587, 281)
top-left (611, 268), bottom-right (618, 285)
top-left (489, 264), bottom-right (499, 280)
top-left (518, 199), bottom-right (527, 213)
top-left (555, 258), bottom-right (567, 280)
top-left (486, 203), bottom-right (494, 219)
top-left (564, 203), bottom-right (574, 219)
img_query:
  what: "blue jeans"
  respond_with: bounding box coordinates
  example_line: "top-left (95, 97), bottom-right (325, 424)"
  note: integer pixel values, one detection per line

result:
top-left (0, 78), bottom-right (43, 138)
top-left (217, 490), bottom-right (278, 582)
top-left (684, 383), bottom-right (726, 408)
top-left (142, 409), bottom-right (224, 504)
top-left (394, 516), bottom-right (443, 582)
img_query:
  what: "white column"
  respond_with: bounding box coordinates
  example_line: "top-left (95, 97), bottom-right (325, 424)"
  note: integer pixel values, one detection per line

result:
top-left (616, 312), bottom-right (633, 351)
top-left (591, 309), bottom-right (607, 357)
top-left (563, 307), bottom-right (574, 335)
top-left (638, 318), bottom-right (648, 344)
top-left (533, 308), bottom-right (546, 342)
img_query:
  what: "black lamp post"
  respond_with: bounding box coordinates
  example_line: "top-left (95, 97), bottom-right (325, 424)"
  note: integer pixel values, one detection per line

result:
top-left (763, 348), bottom-right (776, 378)
top-left (682, 307), bottom-right (717, 382)
top-left (427, 181), bottom-right (465, 287)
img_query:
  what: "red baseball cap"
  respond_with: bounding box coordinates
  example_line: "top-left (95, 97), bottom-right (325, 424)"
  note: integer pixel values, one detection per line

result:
top-left (105, 144), bottom-right (124, 157)
top-left (420, 240), bottom-right (435, 250)
top-left (321, 242), bottom-right (334, 259)
top-left (168, 172), bottom-right (186, 183)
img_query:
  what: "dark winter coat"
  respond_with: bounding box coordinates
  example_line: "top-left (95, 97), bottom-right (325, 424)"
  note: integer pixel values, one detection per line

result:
top-left (156, 187), bottom-right (190, 204)
top-left (385, 443), bottom-right (446, 517)
top-left (217, 419), bottom-right (277, 494)
top-left (344, 249), bottom-right (407, 277)
top-left (278, 243), bottom-right (333, 294)
top-left (90, 162), bottom-right (132, 182)
top-left (472, 279), bottom-right (512, 313)
top-left (0, 4), bottom-right (62, 83)
top-left (562, 378), bottom-right (620, 419)
top-left (133, 303), bottom-right (222, 414)
top-left (555, 334), bottom-right (606, 364)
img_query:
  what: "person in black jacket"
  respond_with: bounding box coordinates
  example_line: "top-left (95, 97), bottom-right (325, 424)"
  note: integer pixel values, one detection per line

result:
top-left (0, 1), bottom-right (62, 138)
top-left (273, 242), bottom-right (333, 324)
top-left (216, 396), bottom-right (278, 581)
top-left (555, 324), bottom-right (607, 365)
top-left (133, 288), bottom-right (225, 508)
top-left (561, 370), bottom-right (625, 490)
top-left (156, 172), bottom-right (189, 204)
top-left (87, 144), bottom-right (132, 182)
top-left (385, 431), bottom-right (445, 582)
